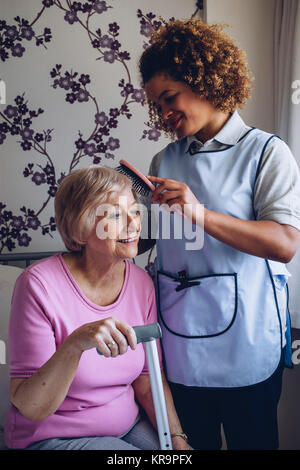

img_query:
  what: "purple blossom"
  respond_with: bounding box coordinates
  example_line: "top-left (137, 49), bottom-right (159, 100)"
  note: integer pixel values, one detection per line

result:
top-left (48, 186), bottom-right (57, 197)
top-left (75, 137), bottom-right (85, 149)
top-left (93, 133), bottom-right (102, 144)
top-left (20, 127), bottom-right (34, 141)
top-left (18, 104), bottom-right (28, 115)
top-left (95, 111), bottom-right (108, 126)
top-left (52, 78), bottom-right (59, 89)
top-left (96, 142), bottom-right (106, 153)
top-left (21, 26), bottom-right (34, 41)
top-left (93, 1), bottom-right (107, 14)
top-left (71, 2), bottom-right (83, 11)
top-left (10, 125), bottom-right (20, 135)
top-left (0, 49), bottom-right (9, 61)
top-left (93, 157), bottom-right (101, 164)
top-left (11, 216), bottom-right (24, 229)
top-left (81, 3), bottom-right (92, 13)
top-left (4, 26), bottom-right (18, 40)
top-left (0, 133), bottom-right (6, 144)
top-left (79, 74), bottom-right (90, 86)
top-left (66, 92), bottom-right (77, 104)
top-left (34, 133), bottom-right (44, 142)
top-left (76, 89), bottom-right (89, 102)
top-left (108, 118), bottom-right (117, 128)
top-left (4, 105), bottom-right (18, 118)
top-left (84, 142), bottom-right (96, 156)
top-left (64, 11), bottom-right (79, 25)
top-left (106, 137), bottom-right (120, 151)
top-left (57, 173), bottom-right (65, 185)
top-left (18, 233), bottom-right (31, 247)
top-left (109, 22), bottom-right (120, 35)
top-left (109, 108), bottom-right (120, 118)
top-left (59, 76), bottom-right (72, 90)
top-left (23, 118), bottom-right (32, 127)
top-left (99, 126), bottom-right (109, 136)
top-left (119, 51), bottom-right (130, 61)
top-left (0, 122), bottom-right (9, 133)
top-left (92, 39), bottom-right (100, 48)
top-left (103, 50), bottom-right (116, 64)
top-left (42, 0), bottom-right (54, 7)
top-left (111, 40), bottom-right (121, 51)
top-left (105, 152), bottom-right (114, 159)
top-left (21, 140), bottom-right (32, 151)
top-left (14, 95), bottom-right (24, 106)
top-left (99, 35), bottom-right (113, 49)
top-left (132, 88), bottom-right (146, 102)
top-left (43, 164), bottom-right (54, 175)
top-left (71, 82), bottom-right (80, 92)
top-left (27, 216), bottom-right (40, 230)
top-left (11, 43), bottom-right (26, 58)
top-left (124, 83), bottom-right (134, 94)
top-left (148, 128), bottom-right (160, 141)
top-left (46, 175), bottom-right (55, 186)
top-left (140, 23), bottom-right (153, 37)
top-left (32, 172), bottom-right (46, 185)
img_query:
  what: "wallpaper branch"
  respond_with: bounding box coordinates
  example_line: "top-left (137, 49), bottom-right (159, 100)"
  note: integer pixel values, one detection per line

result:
top-left (0, 0), bottom-right (200, 254)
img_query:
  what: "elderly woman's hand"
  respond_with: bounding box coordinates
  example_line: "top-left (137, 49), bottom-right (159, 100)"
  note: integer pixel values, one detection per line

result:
top-left (68, 317), bottom-right (137, 358)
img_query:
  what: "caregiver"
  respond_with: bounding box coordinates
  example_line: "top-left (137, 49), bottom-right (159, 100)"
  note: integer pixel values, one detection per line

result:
top-left (138, 18), bottom-right (300, 450)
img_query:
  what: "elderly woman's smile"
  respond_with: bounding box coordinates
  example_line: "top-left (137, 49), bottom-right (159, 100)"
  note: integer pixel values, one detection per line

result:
top-left (93, 188), bottom-right (141, 259)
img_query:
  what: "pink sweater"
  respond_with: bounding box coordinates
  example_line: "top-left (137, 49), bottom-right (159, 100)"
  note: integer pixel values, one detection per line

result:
top-left (5, 254), bottom-right (162, 449)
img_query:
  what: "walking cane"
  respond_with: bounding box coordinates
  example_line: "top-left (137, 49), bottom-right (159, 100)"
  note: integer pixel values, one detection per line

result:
top-left (97, 322), bottom-right (172, 450)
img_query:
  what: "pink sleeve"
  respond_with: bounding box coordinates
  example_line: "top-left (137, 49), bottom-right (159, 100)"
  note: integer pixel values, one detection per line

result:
top-left (9, 271), bottom-right (56, 378)
top-left (141, 284), bottom-right (163, 375)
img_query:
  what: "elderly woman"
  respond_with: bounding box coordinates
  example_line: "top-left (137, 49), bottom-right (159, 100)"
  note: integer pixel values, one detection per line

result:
top-left (4, 166), bottom-right (189, 450)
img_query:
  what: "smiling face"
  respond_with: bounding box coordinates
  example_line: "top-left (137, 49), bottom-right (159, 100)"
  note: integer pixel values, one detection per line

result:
top-left (86, 188), bottom-right (141, 262)
top-left (145, 72), bottom-right (226, 141)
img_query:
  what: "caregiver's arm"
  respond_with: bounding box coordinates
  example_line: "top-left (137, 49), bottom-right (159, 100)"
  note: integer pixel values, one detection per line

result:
top-left (203, 210), bottom-right (300, 263)
top-left (10, 318), bottom-right (137, 421)
top-left (132, 372), bottom-right (190, 450)
top-left (148, 175), bottom-right (300, 264)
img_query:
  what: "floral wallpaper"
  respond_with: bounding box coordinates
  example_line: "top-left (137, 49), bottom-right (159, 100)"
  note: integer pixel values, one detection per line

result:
top-left (0, 0), bottom-right (204, 254)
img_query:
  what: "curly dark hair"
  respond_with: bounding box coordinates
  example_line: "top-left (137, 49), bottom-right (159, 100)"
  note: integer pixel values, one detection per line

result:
top-left (139, 18), bottom-right (254, 136)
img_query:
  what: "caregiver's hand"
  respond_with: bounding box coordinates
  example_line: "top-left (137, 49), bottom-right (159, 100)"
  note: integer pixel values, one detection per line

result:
top-left (148, 176), bottom-right (204, 226)
top-left (68, 317), bottom-right (137, 358)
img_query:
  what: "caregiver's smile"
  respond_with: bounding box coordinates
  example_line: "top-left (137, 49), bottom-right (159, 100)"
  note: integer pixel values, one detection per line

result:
top-left (145, 72), bottom-right (230, 142)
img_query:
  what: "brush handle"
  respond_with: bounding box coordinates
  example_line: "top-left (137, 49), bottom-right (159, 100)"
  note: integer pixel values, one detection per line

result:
top-left (96, 322), bottom-right (162, 355)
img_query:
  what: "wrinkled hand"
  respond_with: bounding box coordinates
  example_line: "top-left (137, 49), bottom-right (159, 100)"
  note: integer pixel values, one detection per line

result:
top-left (68, 317), bottom-right (137, 358)
top-left (148, 176), bottom-right (203, 226)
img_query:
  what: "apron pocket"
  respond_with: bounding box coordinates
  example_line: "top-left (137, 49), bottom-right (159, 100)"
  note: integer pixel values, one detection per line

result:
top-left (157, 271), bottom-right (238, 338)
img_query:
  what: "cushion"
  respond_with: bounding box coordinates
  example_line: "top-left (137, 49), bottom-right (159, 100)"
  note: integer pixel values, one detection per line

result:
top-left (0, 265), bottom-right (23, 449)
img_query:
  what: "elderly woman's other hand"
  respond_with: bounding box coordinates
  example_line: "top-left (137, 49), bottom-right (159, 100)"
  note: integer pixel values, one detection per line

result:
top-left (68, 317), bottom-right (137, 358)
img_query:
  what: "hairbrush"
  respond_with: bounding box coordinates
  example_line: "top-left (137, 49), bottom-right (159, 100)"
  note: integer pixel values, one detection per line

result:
top-left (115, 159), bottom-right (155, 196)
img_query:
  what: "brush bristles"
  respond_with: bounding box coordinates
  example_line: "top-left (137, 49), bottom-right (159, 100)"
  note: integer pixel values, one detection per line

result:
top-left (115, 164), bottom-right (151, 196)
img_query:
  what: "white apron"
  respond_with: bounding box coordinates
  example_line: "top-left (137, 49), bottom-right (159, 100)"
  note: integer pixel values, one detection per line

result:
top-left (154, 128), bottom-right (289, 388)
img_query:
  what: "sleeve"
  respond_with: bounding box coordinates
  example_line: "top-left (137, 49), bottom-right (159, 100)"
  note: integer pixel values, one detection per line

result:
top-left (141, 280), bottom-right (163, 375)
top-left (8, 271), bottom-right (56, 378)
top-left (254, 137), bottom-right (300, 230)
